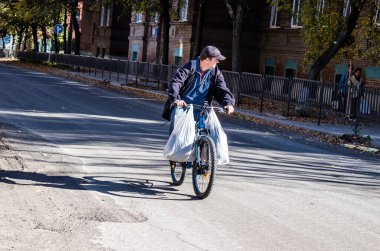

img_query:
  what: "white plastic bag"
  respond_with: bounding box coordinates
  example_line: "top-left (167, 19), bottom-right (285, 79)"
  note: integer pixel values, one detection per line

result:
top-left (206, 108), bottom-right (229, 165)
top-left (163, 105), bottom-right (195, 162)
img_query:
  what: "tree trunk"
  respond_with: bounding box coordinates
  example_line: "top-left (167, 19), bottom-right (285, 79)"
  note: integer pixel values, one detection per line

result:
top-left (23, 29), bottom-right (28, 51)
top-left (224, 0), bottom-right (245, 72)
top-left (142, 12), bottom-right (150, 61)
top-left (161, 0), bottom-right (170, 64)
top-left (17, 27), bottom-right (24, 51)
top-left (67, 18), bottom-right (73, 54)
top-left (63, 6), bottom-right (68, 54)
top-left (42, 26), bottom-right (47, 53)
top-left (155, 13), bottom-right (163, 64)
top-left (31, 24), bottom-right (38, 52)
top-left (71, 0), bottom-right (81, 55)
top-left (54, 32), bottom-right (59, 53)
top-left (54, 11), bottom-right (61, 53)
top-left (307, 1), bottom-right (362, 80)
top-left (192, 0), bottom-right (206, 58)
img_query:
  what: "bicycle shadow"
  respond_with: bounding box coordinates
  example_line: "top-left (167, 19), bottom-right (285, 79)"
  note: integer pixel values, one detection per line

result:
top-left (0, 169), bottom-right (196, 201)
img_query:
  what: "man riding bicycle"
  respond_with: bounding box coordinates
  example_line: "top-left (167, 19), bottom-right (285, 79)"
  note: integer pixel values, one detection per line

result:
top-left (166, 45), bottom-right (235, 132)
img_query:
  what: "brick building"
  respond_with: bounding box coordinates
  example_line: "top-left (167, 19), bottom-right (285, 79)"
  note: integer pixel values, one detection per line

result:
top-left (80, 1), bottom-right (131, 58)
top-left (80, 0), bottom-right (380, 86)
top-left (261, 0), bottom-right (380, 86)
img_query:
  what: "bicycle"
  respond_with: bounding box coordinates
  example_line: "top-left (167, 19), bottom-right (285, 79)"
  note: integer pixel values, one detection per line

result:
top-left (170, 102), bottom-right (225, 199)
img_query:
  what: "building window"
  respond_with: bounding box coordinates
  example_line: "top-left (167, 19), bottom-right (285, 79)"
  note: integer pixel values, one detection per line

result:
top-left (291, 0), bottom-right (303, 28)
top-left (179, 0), bottom-right (189, 21)
top-left (265, 66), bottom-right (275, 76)
top-left (131, 44), bottom-right (140, 61)
top-left (365, 66), bottom-right (380, 79)
top-left (285, 59), bottom-right (298, 78)
top-left (174, 47), bottom-right (183, 66)
top-left (284, 59), bottom-right (298, 94)
top-left (100, 5), bottom-right (105, 26)
top-left (132, 51), bottom-right (138, 61)
top-left (264, 57), bottom-right (276, 76)
top-left (174, 56), bottom-right (182, 66)
top-left (343, 0), bottom-right (351, 17)
top-left (135, 12), bottom-right (143, 23)
top-left (100, 2), bottom-right (111, 27)
top-left (317, 0), bottom-right (326, 14)
top-left (335, 64), bottom-right (349, 83)
top-left (374, 0), bottom-right (380, 25)
top-left (106, 6), bottom-right (111, 26)
top-left (152, 27), bottom-right (159, 38)
top-left (270, 4), bottom-right (279, 28)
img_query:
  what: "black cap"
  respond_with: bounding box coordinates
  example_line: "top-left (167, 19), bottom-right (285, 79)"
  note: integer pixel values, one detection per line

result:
top-left (200, 46), bottom-right (226, 61)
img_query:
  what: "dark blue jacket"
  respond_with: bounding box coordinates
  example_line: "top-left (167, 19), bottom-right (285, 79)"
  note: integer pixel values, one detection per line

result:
top-left (168, 60), bottom-right (235, 107)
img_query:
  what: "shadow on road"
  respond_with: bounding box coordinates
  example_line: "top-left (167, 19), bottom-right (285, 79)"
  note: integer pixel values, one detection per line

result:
top-left (0, 170), bottom-right (195, 200)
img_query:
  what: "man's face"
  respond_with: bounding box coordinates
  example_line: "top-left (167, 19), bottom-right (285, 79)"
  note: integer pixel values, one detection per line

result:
top-left (355, 71), bottom-right (361, 77)
top-left (207, 57), bottom-right (219, 69)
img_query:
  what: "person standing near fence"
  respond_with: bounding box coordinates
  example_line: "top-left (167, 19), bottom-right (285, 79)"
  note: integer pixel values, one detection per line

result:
top-left (349, 67), bottom-right (363, 119)
top-left (338, 61), bottom-right (352, 114)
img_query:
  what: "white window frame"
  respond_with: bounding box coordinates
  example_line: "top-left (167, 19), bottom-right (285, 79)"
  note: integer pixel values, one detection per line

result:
top-left (317, 0), bottom-right (326, 13)
top-left (291, 0), bottom-right (303, 28)
top-left (343, 0), bottom-right (351, 17)
top-left (100, 1), bottom-right (111, 27)
top-left (135, 12), bottom-right (143, 23)
top-left (179, 0), bottom-right (189, 21)
top-left (106, 6), bottom-right (111, 26)
top-left (152, 27), bottom-right (159, 38)
top-left (374, 0), bottom-right (380, 25)
top-left (100, 4), bottom-right (105, 26)
top-left (270, 5), bottom-right (279, 28)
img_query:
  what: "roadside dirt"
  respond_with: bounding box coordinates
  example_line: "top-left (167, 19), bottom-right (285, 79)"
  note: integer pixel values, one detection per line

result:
top-left (0, 123), bottom-right (146, 250)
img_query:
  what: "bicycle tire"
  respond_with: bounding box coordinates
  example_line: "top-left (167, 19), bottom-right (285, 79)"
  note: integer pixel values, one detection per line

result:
top-left (170, 161), bottom-right (186, 186)
top-left (192, 136), bottom-right (216, 199)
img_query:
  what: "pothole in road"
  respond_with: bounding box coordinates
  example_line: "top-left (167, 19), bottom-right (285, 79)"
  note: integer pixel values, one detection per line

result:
top-left (77, 207), bottom-right (147, 223)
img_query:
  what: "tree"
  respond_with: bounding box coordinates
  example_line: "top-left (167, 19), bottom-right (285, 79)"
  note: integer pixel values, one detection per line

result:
top-left (302, 0), bottom-right (365, 80)
top-left (272, 0), bottom-right (380, 80)
top-left (192, 0), bottom-right (206, 58)
top-left (224, 0), bottom-right (246, 72)
top-left (68, 0), bottom-right (81, 54)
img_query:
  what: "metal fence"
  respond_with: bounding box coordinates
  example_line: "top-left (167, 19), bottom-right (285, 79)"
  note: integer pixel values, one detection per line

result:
top-left (15, 51), bottom-right (380, 121)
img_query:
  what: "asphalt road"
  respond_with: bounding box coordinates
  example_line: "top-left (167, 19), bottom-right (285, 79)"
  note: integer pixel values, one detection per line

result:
top-left (0, 63), bottom-right (379, 250)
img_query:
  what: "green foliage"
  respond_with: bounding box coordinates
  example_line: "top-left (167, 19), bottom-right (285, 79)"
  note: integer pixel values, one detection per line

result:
top-left (269, 0), bottom-right (380, 75)
top-left (302, 0), bottom-right (380, 66)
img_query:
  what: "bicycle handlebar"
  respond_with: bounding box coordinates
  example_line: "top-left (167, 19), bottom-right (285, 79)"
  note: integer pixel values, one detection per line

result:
top-left (187, 104), bottom-right (226, 114)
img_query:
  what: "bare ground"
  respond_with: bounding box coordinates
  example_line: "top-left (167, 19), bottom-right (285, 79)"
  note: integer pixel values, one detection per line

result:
top-left (0, 123), bottom-right (145, 250)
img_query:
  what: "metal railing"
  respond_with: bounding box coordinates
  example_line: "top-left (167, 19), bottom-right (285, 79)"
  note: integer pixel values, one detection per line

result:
top-left (15, 51), bottom-right (380, 122)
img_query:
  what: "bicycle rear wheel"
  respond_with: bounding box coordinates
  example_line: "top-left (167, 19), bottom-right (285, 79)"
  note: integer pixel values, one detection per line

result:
top-left (192, 136), bottom-right (216, 199)
top-left (170, 161), bottom-right (186, 186)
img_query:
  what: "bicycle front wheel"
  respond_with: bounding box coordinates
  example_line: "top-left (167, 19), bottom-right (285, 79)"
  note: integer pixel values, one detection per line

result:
top-left (192, 136), bottom-right (217, 199)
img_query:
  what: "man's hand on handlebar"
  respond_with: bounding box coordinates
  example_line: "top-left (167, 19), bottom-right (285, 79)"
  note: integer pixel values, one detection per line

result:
top-left (174, 100), bottom-right (187, 107)
top-left (224, 105), bottom-right (234, 115)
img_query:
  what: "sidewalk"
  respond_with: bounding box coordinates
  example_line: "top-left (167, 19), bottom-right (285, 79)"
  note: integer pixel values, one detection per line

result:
top-left (50, 67), bottom-right (380, 153)
top-left (235, 108), bottom-right (380, 149)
